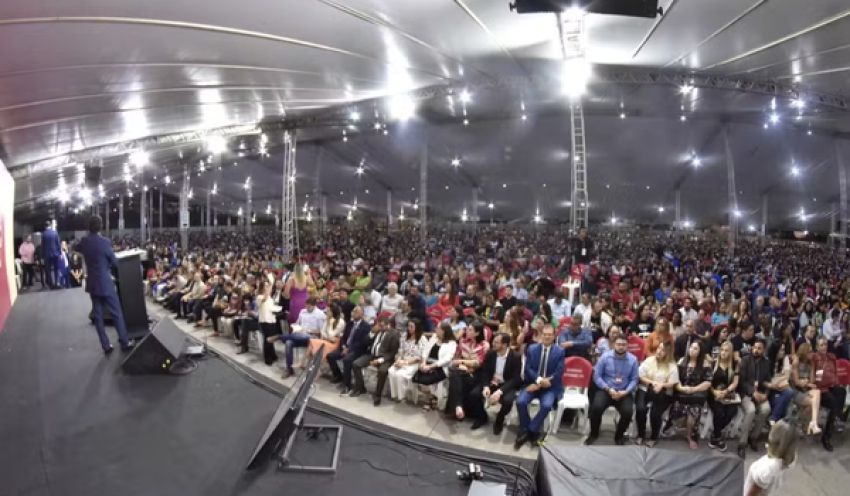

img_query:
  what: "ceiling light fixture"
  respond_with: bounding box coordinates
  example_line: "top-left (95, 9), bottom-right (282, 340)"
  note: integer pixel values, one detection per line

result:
top-left (562, 57), bottom-right (591, 99)
top-left (459, 90), bottom-right (471, 103)
top-left (451, 158), bottom-right (460, 167)
top-left (350, 111), bottom-right (361, 121)
top-left (130, 151), bottom-right (149, 167)
top-left (206, 135), bottom-right (225, 154)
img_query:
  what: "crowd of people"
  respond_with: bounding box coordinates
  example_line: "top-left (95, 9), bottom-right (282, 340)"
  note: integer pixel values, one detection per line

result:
top-left (132, 224), bottom-right (850, 464)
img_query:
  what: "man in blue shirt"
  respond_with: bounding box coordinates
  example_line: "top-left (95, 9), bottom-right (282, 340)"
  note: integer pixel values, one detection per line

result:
top-left (557, 314), bottom-right (592, 360)
top-left (585, 334), bottom-right (639, 446)
top-left (514, 324), bottom-right (565, 449)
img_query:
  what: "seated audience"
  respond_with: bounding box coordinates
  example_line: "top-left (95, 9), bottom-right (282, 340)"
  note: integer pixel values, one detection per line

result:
top-left (387, 319), bottom-right (427, 403)
top-left (673, 341), bottom-right (712, 450)
top-left (306, 303), bottom-right (345, 363)
top-left (445, 322), bottom-right (489, 420)
top-left (515, 324), bottom-right (565, 449)
top-left (557, 314), bottom-right (593, 359)
top-left (586, 334), bottom-right (639, 446)
top-left (413, 322), bottom-right (458, 411)
top-left (812, 337), bottom-right (848, 451)
top-left (708, 341), bottom-right (740, 451)
top-left (467, 332), bottom-right (523, 434)
top-left (635, 341), bottom-right (678, 447)
top-left (737, 339), bottom-right (771, 459)
top-left (644, 317), bottom-right (675, 358)
top-left (328, 306), bottom-right (372, 395)
top-left (351, 316), bottom-right (399, 405)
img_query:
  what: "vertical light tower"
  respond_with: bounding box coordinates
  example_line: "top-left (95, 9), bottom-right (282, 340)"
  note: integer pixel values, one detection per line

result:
top-left (281, 131), bottom-right (299, 260)
top-left (559, 8), bottom-right (590, 232)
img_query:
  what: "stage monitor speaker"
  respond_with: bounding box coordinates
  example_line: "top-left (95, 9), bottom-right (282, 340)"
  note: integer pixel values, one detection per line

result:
top-left (121, 317), bottom-right (186, 374)
top-left (84, 165), bottom-right (102, 190)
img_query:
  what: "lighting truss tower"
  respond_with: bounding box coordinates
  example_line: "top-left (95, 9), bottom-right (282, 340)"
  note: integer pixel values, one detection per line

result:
top-left (559, 11), bottom-right (588, 230)
top-left (281, 131), bottom-right (299, 260)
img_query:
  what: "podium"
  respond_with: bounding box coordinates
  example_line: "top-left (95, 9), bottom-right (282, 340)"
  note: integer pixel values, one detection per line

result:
top-left (89, 249), bottom-right (149, 339)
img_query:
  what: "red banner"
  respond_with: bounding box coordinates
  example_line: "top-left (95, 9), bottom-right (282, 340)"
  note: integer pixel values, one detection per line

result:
top-left (0, 159), bottom-right (16, 332)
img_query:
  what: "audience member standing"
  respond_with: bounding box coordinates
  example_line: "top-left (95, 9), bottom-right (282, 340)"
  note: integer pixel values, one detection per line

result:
top-left (41, 220), bottom-right (62, 289)
top-left (18, 235), bottom-right (35, 288)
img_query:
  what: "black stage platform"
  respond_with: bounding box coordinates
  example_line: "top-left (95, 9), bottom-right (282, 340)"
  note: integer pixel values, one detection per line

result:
top-left (0, 289), bottom-right (529, 496)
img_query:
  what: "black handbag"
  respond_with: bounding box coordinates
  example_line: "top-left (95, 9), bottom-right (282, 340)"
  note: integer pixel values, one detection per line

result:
top-left (677, 391), bottom-right (708, 405)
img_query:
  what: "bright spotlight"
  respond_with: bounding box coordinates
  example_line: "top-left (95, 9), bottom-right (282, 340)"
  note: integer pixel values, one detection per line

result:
top-left (733, 210), bottom-right (742, 218)
top-left (206, 135), bottom-right (226, 154)
top-left (770, 113), bottom-right (779, 124)
top-left (620, 113), bottom-right (626, 119)
top-left (748, 225), bottom-right (756, 232)
top-left (680, 85), bottom-right (693, 95)
top-left (388, 96), bottom-right (415, 121)
top-left (459, 90), bottom-right (471, 103)
top-left (350, 111), bottom-right (360, 121)
top-left (611, 217), bottom-right (617, 224)
top-left (658, 206), bottom-right (664, 213)
top-left (692, 156), bottom-right (701, 167)
top-left (680, 115), bottom-right (687, 122)
top-left (488, 203), bottom-right (494, 209)
top-left (164, 175), bottom-right (171, 185)
top-left (684, 220), bottom-right (693, 228)
top-left (521, 114), bottom-right (527, 121)
top-left (791, 166), bottom-right (799, 176)
top-left (130, 151), bottom-right (149, 166)
top-left (562, 57), bottom-right (591, 98)
top-left (356, 166), bottom-right (365, 175)
top-left (373, 122), bottom-right (382, 130)
top-left (463, 119), bottom-right (469, 126)
top-left (451, 158), bottom-right (460, 167)
top-left (260, 133), bottom-right (268, 143)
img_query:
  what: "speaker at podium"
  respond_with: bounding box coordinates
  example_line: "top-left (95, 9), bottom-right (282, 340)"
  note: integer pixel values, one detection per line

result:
top-left (89, 249), bottom-right (149, 339)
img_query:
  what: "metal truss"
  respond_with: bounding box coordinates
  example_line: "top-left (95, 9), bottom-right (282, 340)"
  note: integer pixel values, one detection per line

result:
top-left (281, 131), bottom-right (299, 259)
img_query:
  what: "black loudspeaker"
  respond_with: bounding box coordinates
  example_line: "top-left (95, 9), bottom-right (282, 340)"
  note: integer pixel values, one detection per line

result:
top-left (84, 165), bottom-right (102, 189)
top-left (121, 317), bottom-right (186, 374)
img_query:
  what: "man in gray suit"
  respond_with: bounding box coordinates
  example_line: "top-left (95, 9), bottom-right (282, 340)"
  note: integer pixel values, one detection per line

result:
top-left (352, 315), bottom-right (400, 406)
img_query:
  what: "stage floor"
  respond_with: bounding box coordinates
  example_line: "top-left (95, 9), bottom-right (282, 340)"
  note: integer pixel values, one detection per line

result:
top-left (0, 288), bottom-right (522, 496)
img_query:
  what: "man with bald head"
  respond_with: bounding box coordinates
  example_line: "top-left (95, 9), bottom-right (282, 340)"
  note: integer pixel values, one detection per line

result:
top-left (327, 306), bottom-right (372, 395)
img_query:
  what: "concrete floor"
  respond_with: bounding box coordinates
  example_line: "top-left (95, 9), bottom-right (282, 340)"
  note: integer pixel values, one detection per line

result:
top-left (152, 305), bottom-right (850, 495)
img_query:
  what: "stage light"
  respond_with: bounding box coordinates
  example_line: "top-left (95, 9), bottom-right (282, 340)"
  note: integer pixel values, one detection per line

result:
top-left (130, 151), bottom-right (149, 166)
top-left (807, 130), bottom-right (812, 135)
top-left (164, 175), bottom-right (171, 185)
top-left (562, 57), bottom-right (591, 98)
top-left (611, 217), bottom-right (617, 224)
top-left (459, 90), bottom-right (471, 103)
top-left (748, 225), bottom-right (756, 231)
top-left (188, 189), bottom-right (194, 199)
top-left (733, 210), bottom-right (741, 218)
top-left (502, 183), bottom-right (507, 188)
top-left (488, 203), bottom-right (494, 209)
top-left (680, 115), bottom-right (686, 122)
top-left (684, 220), bottom-right (693, 228)
top-left (143, 185), bottom-right (149, 192)
top-left (521, 114), bottom-right (527, 120)
top-left (692, 156), bottom-right (701, 167)
top-left (343, 136), bottom-right (348, 142)
top-left (461, 209), bottom-right (468, 222)
top-left (764, 123), bottom-right (769, 129)
top-left (388, 96), bottom-right (415, 121)
top-left (680, 85), bottom-right (693, 95)
top-left (770, 113), bottom-right (779, 124)
top-left (356, 166), bottom-right (365, 175)
top-left (206, 135), bottom-right (226, 154)
top-left (463, 119), bottom-right (469, 126)
top-left (261, 133), bottom-right (268, 143)
top-left (350, 111), bottom-right (360, 121)
top-left (534, 214), bottom-right (542, 223)
top-left (451, 158), bottom-right (460, 167)
top-left (658, 206), bottom-right (664, 213)
top-left (374, 123), bottom-right (381, 130)
top-left (620, 113), bottom-right (626, 119)
top-left (383, 129), bottom-right (388, 135)
top-left (791, 166), bottom-right (799, 176)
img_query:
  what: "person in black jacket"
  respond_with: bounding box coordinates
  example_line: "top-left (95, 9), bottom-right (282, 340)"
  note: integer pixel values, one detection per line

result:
top-left (466, 332), bottom-right (523, 435)
top-left (328, 306), bottom-right (372, 395)
top-left (736, 339), bottom-right (772, 459)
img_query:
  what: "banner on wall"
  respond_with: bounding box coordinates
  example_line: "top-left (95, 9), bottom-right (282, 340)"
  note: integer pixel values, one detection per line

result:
top-left (0, 158), bottom-right (17, 332)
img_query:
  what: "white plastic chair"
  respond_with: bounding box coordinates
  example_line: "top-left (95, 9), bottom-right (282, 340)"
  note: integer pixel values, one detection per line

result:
top-left (551, 357), bottom-right (594, 434)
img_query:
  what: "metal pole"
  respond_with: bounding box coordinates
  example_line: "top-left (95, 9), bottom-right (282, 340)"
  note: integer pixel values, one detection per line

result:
top-left (675, 188), bottom-right (681, 228)
top-left (118, 195), bottom-right (125, 237)
top-left (722, 124), bottom-right (738, 257)
top-left (105, 198), bottom-right (110, 235)
top-left (321, 194), bottom-right (328, 233)
top-left (314, 147), bottom-right (323, 233)
top-left (387, 189), bottom-right (393, 229)
top-left (158, 189), bottom-right (163, 229)
top-left (140, 185), bottom-right (147, 244)
top-left (761, 194), bottom-right (768, 245)
top-left (471, 188), bottom-right (479, 232)
top-left (830, 202), bottom-right (838, 250)
top-left (180, 163), bottom-right (190, 251)
top-left (246, 173), bottom-right (253, 236)
top-left (837, 140), bottom-right (848, 260)
top-left (419, 144), bottom-right (428, 246)
top-left (213, 207), bottom-right (218, 228)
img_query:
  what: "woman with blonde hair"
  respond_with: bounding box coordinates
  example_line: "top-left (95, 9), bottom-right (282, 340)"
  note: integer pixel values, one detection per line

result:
top-left (285, 263), bottom-right (313, 325)
top-left (635, 341), bottom-right (678, 447)
top-left (790, 342), bottom-right (822, 436)
top-left (707, 341), bottom-right (739, 451)
top-left (744, 420), bottom-right (797, 495)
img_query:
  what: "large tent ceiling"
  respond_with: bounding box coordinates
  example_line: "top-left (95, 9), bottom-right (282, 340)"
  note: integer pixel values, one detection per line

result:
top-left (3, 0), bottom-right (850, 229)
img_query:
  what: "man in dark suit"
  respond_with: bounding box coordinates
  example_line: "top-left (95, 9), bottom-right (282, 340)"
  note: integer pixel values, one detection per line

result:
top-left (327, 306), bottom-right (371, 395)
top-left (467, 332), bottom-right (523, 435)
top-left (515, 324), bottom-right (565, 448)
top-left (75, 215), bottom-right (135, 354)
top-left (351, 315), bottom-right (400, 406)
top-left (41, 220), bottom-right (62, 289)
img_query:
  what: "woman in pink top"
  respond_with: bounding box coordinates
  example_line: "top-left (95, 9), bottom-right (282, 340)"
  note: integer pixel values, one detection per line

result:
top-left (18, 235), bottom-right (36, 288)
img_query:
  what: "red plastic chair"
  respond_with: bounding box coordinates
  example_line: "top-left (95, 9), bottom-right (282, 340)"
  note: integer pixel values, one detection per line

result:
top-left (388, 271), bottom-right (400, 283)
top-left (462, 307), bottom-right (476, 316)
top-left (627, 335), bottom-right (646, 362)
top-left (480, 273), bottom-right (492, 283)
top-left (558, 316), bottom-right (572, 331)
top-left (426, 305), bottom-right (444, 327)
top-left (552, 357), bottom-right (593, 434)
top-left (836, 359), bottom-right (850, 386)
top-left (498, 287), bottom-right (507, 299)
top-left (378, 311), bottom-right (393, 320)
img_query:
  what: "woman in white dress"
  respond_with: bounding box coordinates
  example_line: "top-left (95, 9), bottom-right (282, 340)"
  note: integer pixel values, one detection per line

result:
top-left (388, 319), bottom-right (428, 401)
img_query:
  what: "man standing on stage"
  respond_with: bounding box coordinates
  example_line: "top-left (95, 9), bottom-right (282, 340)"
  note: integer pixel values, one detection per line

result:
top-left (41, 220), bottom-right (62, 289)
top-left (75, 215), bottom-right (135, 354)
